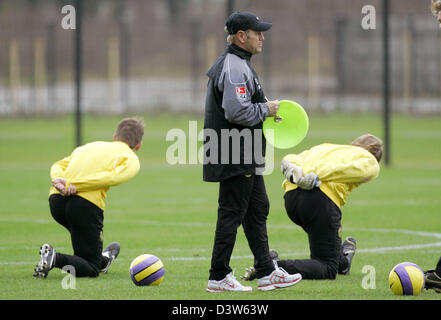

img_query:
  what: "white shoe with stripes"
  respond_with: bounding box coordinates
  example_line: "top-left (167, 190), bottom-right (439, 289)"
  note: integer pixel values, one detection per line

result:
top-left (206, 272), bottom-right (253, 292)
top-left (257, 267), bottom-right (302, 291)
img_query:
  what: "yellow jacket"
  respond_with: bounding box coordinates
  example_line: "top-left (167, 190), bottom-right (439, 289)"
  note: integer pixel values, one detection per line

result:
top-left (49, 141), bottom-right (140, 210)
top-left (282, 143), bottom-right (380, 208)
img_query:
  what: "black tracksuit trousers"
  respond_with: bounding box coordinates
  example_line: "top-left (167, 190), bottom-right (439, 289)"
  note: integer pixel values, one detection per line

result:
top-left (209, 174), bottom-right (275, 280)
top-left (49, 194), bottom-right (108, 277)
top-left (276, 188), bottom-right (349, 280)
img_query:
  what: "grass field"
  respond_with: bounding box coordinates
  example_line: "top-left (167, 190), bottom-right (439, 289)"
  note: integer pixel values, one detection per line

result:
top-left (0, 112), bottom-right (440, 301)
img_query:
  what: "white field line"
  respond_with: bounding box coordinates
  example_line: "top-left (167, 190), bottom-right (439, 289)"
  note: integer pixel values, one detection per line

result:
top-left (1, 218), bottom-right (441, 236)
top-left (3, 241), bottom-right (441, 265)
top-left (1, 219), bottom-right (441, 265)
top-left (357, 241), bottom-right (441, 253)
top-left (351, 199), bottom-right (441, 206)
top-left (162, 241), bottom-right (441, 261)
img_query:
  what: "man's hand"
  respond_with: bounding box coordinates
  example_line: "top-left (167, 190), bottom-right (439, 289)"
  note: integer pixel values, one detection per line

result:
top-left (52, 178), bottom-right (77, 196)
top-left (266, 100), bottom-right (280, 116)
top-left (66, 183), bottom-right (77, 196)
top-left (52, 178), bottom-right (67, 194)
top-left (281, 159), bottom-right (303, 184)
top-left (297, 172), bottom-right (321, 190)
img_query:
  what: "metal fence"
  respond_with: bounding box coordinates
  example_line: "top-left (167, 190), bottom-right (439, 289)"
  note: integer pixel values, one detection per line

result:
top-left (0, 0), bottom-right (440, 116)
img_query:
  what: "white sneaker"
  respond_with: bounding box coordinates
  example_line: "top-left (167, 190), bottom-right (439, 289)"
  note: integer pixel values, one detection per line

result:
top-left (257, 267), bottom-right (302, 291)
top-left (206, 272), bottom-right (253, 292)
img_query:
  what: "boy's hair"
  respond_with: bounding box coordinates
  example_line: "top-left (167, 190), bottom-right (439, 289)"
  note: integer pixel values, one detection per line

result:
top-left (432, 0), bottom-right (441, 16)
top-left (114, 117), bottom-right (144, 149)
top-left (351, 133), bottom-right (383, 162)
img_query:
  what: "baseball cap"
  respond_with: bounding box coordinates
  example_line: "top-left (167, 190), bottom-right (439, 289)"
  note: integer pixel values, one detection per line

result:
top-left (225, 12), bottom-right (272, 35)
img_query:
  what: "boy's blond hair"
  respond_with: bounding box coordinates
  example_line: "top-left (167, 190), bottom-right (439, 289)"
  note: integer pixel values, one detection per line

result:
top-left (114, 117), bottom-right (144, 149)
top-left (431, 0), bottom-right (441, 16)
top-left (351, 133), bottom-right (383, 162)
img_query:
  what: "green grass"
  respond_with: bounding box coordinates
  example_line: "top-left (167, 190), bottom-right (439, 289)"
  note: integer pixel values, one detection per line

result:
top-left (0, 112), bottom-right (440, 300)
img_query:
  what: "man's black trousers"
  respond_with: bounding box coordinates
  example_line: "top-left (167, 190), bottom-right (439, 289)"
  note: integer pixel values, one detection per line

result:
top-left (49, 194), bottom-right (108, 277)
top-left (209, 174), bottom-right (275, 280)
top-left (276, 188), bottom-right (349, 279)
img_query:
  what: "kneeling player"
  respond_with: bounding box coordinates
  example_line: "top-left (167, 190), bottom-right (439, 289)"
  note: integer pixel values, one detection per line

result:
top-left (33, 118), bottom-right (144, 279)
top-left (242, 134), bottom-right (382, 280)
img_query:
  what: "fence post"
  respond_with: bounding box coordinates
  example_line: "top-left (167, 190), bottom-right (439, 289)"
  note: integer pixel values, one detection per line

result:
top-left (382, 0), bottom-right (391, 166)
top-left (408, 16), bottom-right (417, 114)
top-left (190, 19), bottom-right (201, 108)
top-left (108, 36), bottom-right (121, 113)
top-left (226, 0), bottom-right (234, 18)
top-left (335, 18), bottom-right (347, 110)
top-left (34, 37), bottom-right (46, 114)
top-left (402, 19), bottom-right (412, 114)
top-left (9, 39), bottom-right (20, 114)
top-left (74, 0), bottom-right (83, 147)
top-left (263, 31), bottom-right (272, 97)
top-left (439, 28), bottom-right (441, 100)
top-left (307, 34), bottom-right (320, 112)
top-left (46, 22), bottom-right (57, 113)
top-left (205, 34), bottom-right (216, 73)
top-left (119, 6), bottom-right (132, 114)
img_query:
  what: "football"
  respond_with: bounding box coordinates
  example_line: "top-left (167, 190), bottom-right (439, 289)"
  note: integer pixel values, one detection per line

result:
top-left (388, 262), bottom-right (425, 295)
top-left (129, 254), bottom-right (165, 286)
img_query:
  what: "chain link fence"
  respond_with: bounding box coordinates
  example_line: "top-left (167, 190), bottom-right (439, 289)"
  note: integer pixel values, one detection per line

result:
top-left (0, 0), bottom-right (440, 116)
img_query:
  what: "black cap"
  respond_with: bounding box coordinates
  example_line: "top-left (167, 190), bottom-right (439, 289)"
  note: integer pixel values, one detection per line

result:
top-left (225, 12), bottom-right (272, 35)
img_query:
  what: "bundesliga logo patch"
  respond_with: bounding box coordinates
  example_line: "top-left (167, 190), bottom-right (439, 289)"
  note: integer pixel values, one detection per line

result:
top-left (236, 86), bottom-right (247, 99)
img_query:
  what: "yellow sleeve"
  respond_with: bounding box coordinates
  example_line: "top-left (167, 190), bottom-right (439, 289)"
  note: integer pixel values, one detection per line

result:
top-left (304, 154), bottom-right (379, 184)
top-left (283, 145), bottom-right (380, 184)
top-left (50, 155), bottom-right (73, 179)
top-left (66, 154), bottom-right (140, 191)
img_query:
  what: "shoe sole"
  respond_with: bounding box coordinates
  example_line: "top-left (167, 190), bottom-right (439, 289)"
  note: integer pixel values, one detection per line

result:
top-left (341, 238), bottom-right (356, 275)
top-left (33, 268), bottom-right (46, 279)
top-left (101, 256), bottom-right (115, 274)
top-left (258, 274), bottom-right (302, 291)
top-left (100, 243), bottom-right (120, 273)
top-left (425, 287), bottom-right (441, 293)
top-left (241, 267), bottom-right (257, 281)
top-left (424, 272), bottom-right (441, 293)
top-left (206, 287), bottom-right (253, 293)
top-left (425, 284), bottom-right (441, 293)
top-left (33, 244), bottom-right (55, 279)
top-left (103, 242), bottom-right (120, 258)
top-left (342, 238), bottom-right (356, 254)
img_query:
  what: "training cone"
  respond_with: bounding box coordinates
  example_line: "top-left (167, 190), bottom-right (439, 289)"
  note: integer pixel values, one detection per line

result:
top-left (263, 100), bottom-right (309, 149)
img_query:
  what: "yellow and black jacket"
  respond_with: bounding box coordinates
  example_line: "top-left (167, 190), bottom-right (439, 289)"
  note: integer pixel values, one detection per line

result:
top-left (282, 143), bottom-right (380, 208)
top-left (49, 140), bottom-right (140, 210)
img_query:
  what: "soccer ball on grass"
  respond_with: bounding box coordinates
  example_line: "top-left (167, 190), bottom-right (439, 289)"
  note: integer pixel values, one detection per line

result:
top-left (129, 254), bottom-right (165, 286)
top-left (388, 262), bottom-right (425, 295)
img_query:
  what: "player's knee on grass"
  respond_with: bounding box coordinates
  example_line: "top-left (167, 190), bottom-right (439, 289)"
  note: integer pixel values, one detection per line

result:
top-left (323, 259), bottom-right (339, 280)
top-left (89, 267), bottom-right (100, 278)
top-left (76, 261), bottom-right (101, 278)
top-left (327, 267), bottom-right (337, 280)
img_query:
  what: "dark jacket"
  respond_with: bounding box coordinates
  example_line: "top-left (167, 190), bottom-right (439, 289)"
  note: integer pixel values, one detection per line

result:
top-left (203, 43), bottom-right (270, 182)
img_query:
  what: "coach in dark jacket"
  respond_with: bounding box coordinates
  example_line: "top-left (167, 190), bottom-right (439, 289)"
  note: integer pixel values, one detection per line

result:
top-left (204, 12), bottom-right (298, 292)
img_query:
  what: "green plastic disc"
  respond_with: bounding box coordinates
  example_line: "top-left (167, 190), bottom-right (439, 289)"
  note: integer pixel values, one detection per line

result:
top-left (263, 100), bottom-right (309, 149)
